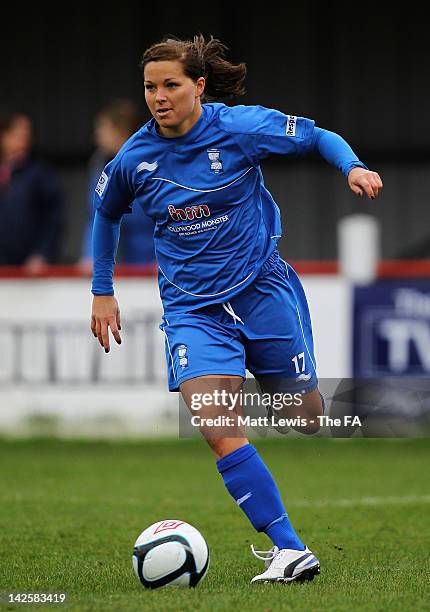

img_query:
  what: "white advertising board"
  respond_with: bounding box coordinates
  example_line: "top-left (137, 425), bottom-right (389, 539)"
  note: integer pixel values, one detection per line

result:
top-left (0, 276), bottom-right (350, 436)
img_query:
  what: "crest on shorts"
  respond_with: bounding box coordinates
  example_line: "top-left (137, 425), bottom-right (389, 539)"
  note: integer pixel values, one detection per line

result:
top-left (207, 149), bottom-right (223, 173)
top-left (178, 345), bottom-right (188, 369)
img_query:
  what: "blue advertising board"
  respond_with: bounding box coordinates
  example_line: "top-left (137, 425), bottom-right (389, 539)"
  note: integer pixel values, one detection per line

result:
top-left (353, 280), bottom-right (430, 377)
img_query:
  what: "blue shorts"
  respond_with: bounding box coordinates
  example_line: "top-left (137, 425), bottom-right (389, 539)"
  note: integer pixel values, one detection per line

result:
top-left (159, 251), bottom-right (318, 393)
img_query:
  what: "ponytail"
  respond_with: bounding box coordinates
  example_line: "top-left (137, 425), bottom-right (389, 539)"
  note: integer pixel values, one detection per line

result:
top-left (140, 34), bottom-right (247, 101)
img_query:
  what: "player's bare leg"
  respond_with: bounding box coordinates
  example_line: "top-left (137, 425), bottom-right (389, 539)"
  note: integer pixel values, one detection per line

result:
top-left (280, 387), bottom-right (323, 435)
top-left (257, 380), bottom-right (324, 435)
top-left (180, 374), bottom-right (247, 458)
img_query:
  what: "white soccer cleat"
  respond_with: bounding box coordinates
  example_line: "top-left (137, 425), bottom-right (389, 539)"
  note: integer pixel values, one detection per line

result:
top-left (250, 544), bottom-right (320, 584)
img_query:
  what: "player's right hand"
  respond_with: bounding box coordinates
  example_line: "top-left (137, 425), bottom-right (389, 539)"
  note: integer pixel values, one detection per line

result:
top-left (91, 295), bottom-right (122, 353)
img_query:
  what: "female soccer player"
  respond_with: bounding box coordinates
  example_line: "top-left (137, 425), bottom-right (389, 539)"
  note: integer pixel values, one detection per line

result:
top-left (90, 35), bottom-right (382, 584)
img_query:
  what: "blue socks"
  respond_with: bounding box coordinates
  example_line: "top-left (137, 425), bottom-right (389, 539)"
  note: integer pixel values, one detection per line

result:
top-left (216, 444), bottom-right (305, 551)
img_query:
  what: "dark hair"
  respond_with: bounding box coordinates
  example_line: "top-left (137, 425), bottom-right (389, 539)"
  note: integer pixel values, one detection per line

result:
top-left (140, 34), bottom-right (247, 101)
top-left (97, 99), bottom-right (140, 136)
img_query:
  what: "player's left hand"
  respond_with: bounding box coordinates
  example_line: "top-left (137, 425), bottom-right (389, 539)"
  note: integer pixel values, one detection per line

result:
top-left (348, 167), bottom-right (383, 199)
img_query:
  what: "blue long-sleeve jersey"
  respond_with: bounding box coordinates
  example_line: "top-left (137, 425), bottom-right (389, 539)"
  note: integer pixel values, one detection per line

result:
top-left (92, 103), bottom-right (366, 313)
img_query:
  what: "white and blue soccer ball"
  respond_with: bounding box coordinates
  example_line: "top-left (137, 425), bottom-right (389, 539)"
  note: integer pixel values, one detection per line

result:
top-left (132, 519), bottom-right (209, 589)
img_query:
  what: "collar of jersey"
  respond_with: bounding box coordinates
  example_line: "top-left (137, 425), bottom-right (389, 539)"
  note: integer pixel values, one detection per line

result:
top-left (146, 104), bottom-right (209, 144)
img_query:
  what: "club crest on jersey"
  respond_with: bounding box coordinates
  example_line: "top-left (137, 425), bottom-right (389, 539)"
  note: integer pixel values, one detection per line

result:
top-left (178, 345), bottom-right (188, 369)
top-left (207, 148), bottom-right (223, 173)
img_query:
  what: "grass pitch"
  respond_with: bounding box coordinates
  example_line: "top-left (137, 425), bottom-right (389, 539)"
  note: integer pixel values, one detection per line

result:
top-left (1, 437), bottom-right (429, 611)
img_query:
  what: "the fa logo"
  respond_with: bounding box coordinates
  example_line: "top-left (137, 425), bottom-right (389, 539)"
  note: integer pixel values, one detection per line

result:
top-left (207, 149), bottom-right (223, 173)
top-left (178, 345), bottom-right (188, 369)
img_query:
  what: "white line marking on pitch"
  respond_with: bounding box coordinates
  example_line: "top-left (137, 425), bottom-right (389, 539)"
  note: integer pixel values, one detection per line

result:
top-left (288, 495), bottom-right (430, 508)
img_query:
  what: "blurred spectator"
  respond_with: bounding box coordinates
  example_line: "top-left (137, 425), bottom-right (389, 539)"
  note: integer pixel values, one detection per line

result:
top-left (80, 99), bottom-right (155, 273)
top-left (0, 112), bottom-right (63, 273)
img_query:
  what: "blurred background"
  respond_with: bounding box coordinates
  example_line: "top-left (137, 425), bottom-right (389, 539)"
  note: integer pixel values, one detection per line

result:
top-left (2, 4), bottom-right (430, 261)
top-left (1, 11), bottom-right (429, 610)
top-left (1, 4), bottom-right (429, 436)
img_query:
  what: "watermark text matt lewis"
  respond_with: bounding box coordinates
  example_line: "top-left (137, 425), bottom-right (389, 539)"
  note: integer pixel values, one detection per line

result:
top-left (190, 414), bottom-right (362, 428)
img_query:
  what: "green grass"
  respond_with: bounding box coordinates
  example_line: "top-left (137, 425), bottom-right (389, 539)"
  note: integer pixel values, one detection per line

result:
top-left (1, 437), bottom-right (430, 611)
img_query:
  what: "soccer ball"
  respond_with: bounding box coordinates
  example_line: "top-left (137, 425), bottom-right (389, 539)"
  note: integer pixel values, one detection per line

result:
top-left (132, 519), bottom-right (210, 589)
